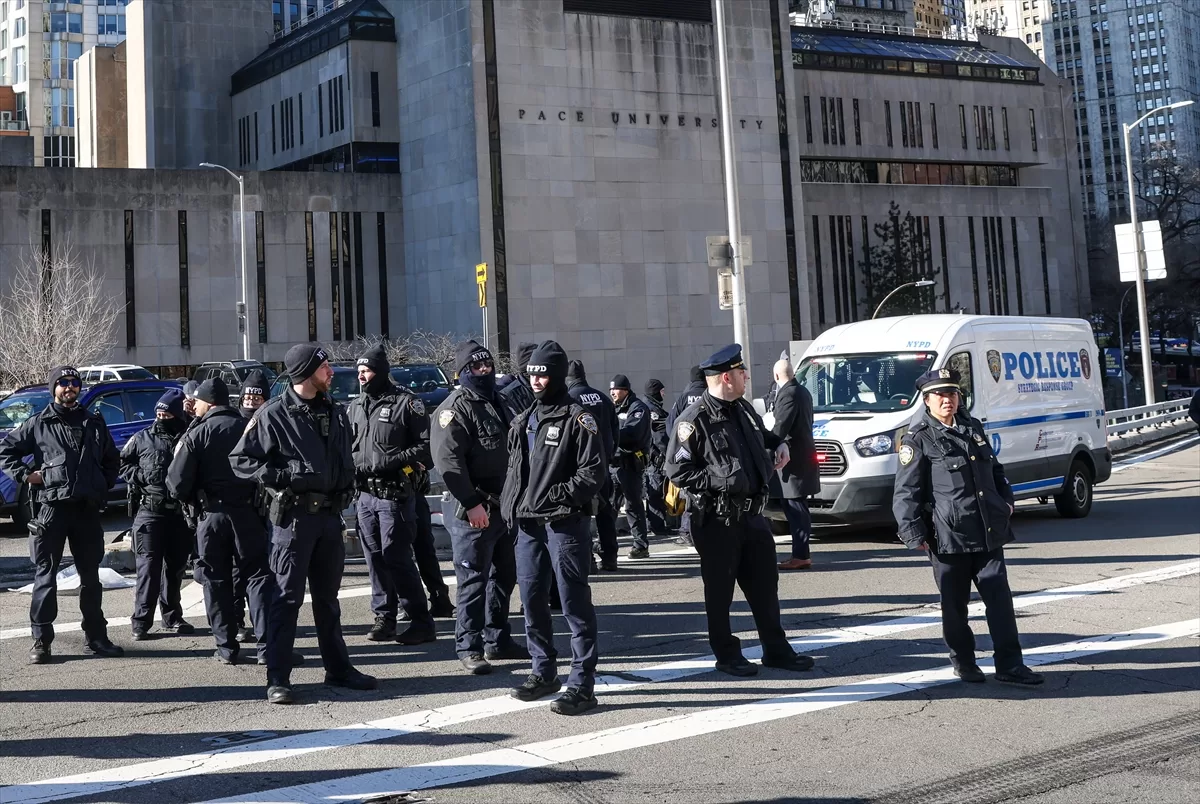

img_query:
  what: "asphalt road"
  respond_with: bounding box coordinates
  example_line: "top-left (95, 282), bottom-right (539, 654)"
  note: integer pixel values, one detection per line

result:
top-left (0, 436), bottom-right (1197, 804)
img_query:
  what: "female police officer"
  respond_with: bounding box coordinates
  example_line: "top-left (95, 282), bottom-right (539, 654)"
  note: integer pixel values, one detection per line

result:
top-left (892, 368), bottom-right (1043, 685)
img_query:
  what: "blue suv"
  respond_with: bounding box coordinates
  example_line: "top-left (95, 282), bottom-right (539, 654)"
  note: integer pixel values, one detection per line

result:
top-left (0, 378), bottom-right (183, 524)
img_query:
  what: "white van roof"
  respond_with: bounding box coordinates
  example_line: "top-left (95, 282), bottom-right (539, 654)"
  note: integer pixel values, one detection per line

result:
top-left (804, 315), bottom-right (1095, 357)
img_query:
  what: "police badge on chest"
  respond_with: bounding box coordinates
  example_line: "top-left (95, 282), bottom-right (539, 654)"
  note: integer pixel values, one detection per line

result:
top-left (379, 406), bottom-right (392, 422)
top-left (545, 424), bottom-right (561, 447)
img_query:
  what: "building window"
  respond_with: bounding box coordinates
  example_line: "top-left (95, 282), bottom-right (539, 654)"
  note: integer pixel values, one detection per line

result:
top-left (811, 216), bottom-right (825, 325)
top-left (958, 104), bottom-right (967, 149)
top-left (14, 15), bottom-right (24, 37)
top-left (930, 103), bottom-right (939, 149)
top-left (370, 71), bottom-right (380, 128)
top-left (821, 97), bottom-right (829, 145)
top-left (298, 93), bottom-right (304, 145)
top-left (1002, 107), bottom-right (1010, 150)
top-left (1038, 217), bottom-right (1050, 313)
top-left (853, 98), bottom-right (861, 145)
top-left (885, 100), bottom-right (893, 147)
top-left (900, 101), bottom-right (908, 147)
top-left (254, 112), bottom-right (259, 160)
top-left (42, 135), bottom-right (75, 167)
top-left (178, 211), bottom-right (190, 348)
top-left (271, 104), bottom-right (277, 154)
top-left (318, 85), bottom-right (324, 138)
top-left (13, 45), bottom-right (25, 83)
top-left (804, 96), bottom-right (812, 144)
top-left (1029, 108), bottom-right (1038, 151)
top-left (797, 160), bottom-right (1018, 187)
top-left (986, 107), bottom-right (996, 150)
top-left (337, 75), bottom-right (345, 131)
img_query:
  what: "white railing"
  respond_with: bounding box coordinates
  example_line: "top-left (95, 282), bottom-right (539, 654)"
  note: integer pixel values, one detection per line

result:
top-left (789, 13), bottom-right (981, 42)
top-left (273, 0), bottom-right (353, 42)
top-left (1107, 399), bottom-right (1194, 438)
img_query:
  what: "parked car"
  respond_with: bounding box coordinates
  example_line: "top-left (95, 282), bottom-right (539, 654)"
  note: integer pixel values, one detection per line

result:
top-left (267, 362), bottom-right (452, 408)
top-left (192, 360), bottom-right (276, 406)
top-left (0, 377), bottom-right (185, 525)
top-left (78, 364), bottom-right (158, 382)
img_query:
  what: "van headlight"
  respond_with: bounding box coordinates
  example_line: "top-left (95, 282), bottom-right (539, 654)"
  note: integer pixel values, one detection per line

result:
top-left (854, 425), bottom-right (910, 457)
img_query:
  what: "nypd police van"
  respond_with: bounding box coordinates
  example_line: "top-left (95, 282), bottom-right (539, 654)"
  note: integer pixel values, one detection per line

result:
top-left (789, 315), bottom-right (1111, 526)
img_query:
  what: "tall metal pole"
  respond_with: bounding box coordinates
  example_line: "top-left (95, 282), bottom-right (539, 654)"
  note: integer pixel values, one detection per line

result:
top-left (238, 176), bottom-right (249, 361)
top-left (1123, 121), bottom-right (1154, 404)
top-left (1118, 284), bottom-right (1132, 409)
top-left (713, 0), bottom-right (752, 391)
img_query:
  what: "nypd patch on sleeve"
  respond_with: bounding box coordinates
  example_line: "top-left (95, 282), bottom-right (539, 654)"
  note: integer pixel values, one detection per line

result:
top-left (676, 421), bottom-right (695, 442)
top-left (899, 444), bottom-right (915, 465)
top-left (410, 398), bottom-right (426, 416)
top-left (578, 412), bottom-right (598, 435)
top-left (438, 409), bottom-right (454, 429)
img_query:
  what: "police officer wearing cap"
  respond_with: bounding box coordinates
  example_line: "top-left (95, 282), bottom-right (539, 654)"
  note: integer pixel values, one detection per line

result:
top-left (666, 366), bottom-right (706, 547)
top-left (167, 376), bottom-right (272, 665)
top-left (121, 388), bottom-right (195, 640)
top-left (893, 368), bottom-right (1044, 686)
top-left (642, 379), bottom-right (671, 537)
top-left (349, 344), bottom-right (436, 646)
top-left (232, 367), bottom-right (273, 643)
top-left (500, 341), bottom-right (605, 715)
top-left (0, 366), bottom-right (123, 664)
top-left (665, 345), bottom-right (815, 678)
top-left (610, 374), bottom-right (652, 558)
top-left (433, 340), bottom-right (528, 676)
top-left (497, 341), bottom-right (538, 420)
top-left (565, 360), bottom-right (620, 572)
top-left (230, 344), bottom-right (375, 704)
top-left (182, 381), bottom-right (201, 426)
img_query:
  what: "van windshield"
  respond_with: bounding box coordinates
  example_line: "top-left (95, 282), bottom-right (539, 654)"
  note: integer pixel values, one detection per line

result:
top-left (796, 352), bottom-right (937, 413)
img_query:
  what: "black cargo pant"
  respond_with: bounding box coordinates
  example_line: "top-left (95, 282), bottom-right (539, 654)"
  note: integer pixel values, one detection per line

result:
top-left (592, 475), bottom-right (620, 561)
top-left (194, 503), bottom-right (271, 661)
top-left (357, 492), bottom-right (433, 630)
top-left (445, 513), bottom-right (516, 657)
top-left (929, 547), bottom-right (1023, 672)
top-left (265, 510), bottom-right (353, 684)
top-left (692, 511), bottom-right (797, 665)
top-left (28, 500), bottom-right (108, 644)
top-left (615, 459), bottom-right (649, 550)
top-left (644, 465), bottom-right (669, 534)
top-left (130, 509), bottom-right (190, 631)
top-left (517, 514), bottom-right (599, 693)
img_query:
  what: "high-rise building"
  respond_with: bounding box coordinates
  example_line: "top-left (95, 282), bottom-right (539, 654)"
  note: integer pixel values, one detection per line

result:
top-left (967, 0), bottom-right (1048, 61)
top-left (1045, 0), bottom-right (1199, 220)
top-left (0, 0), bottom-right (129, 166)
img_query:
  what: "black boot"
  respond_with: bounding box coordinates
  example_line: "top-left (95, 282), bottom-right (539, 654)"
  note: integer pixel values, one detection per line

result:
top-left (29, 641), bottom-right (51, 665)
top-left (367, 616), bottom-right (396, 642)
top-left (428, 591), bottom-right (456, 619)
top-left (84, 637), bottom-right (125, 658)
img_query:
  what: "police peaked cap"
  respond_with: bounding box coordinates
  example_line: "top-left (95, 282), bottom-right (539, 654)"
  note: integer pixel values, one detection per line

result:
top-left (916, 368), bottom-right (962, 395)
top-left (700, 344), bottom-right (746, 375)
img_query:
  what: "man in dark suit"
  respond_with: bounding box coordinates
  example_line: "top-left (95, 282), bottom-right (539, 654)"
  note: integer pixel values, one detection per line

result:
top-left (769, 360), bottom-right (820, 571)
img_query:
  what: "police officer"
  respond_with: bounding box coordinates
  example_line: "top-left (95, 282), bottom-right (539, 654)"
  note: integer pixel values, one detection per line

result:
top-left (665, 345), bottom-right (814, 677)
top-left (121, 388), bottom-right (195, 639)
top-left (566, 360), bottom-right (620, 572)
top-left (642, 379), bottom-right (671, 537)
top-left (412, 477), bottom-right (456, 619)
top-left (500, 341), bottom-right (605, 715)
top-left (433, 340), bottom-right (527, 675)
top-left (167, 377), bottom-right (272, 665)
top-left (182, 380), bottom-right (201, 425)
top-left (497, 342), bottom-right (537, 420)
top-left (0, 366), bottom-right (123, 664)
top-left (230, 344), bottom-right (375, 704)
top-left (239, 369), bottom-right (271, 419)
top-left (610, 375), bottom-right (652, 558)
top-left (349, 344), bottom-right (436, 645)
top-left (666, 366), bottom-right (706, 547)
top-left (232, 368), bottom-right (272, 643)
top-left (893, 368), bottom-right (1043, 685)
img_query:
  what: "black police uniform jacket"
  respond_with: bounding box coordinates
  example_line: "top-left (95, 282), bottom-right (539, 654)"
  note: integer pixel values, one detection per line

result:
top-left (120, 422), bottom-right (182, 500)
top-left (769, 378), bottom-right (820, 499)
top-left (497, 374), bottom-right (535, 421)
top-left (348, 387), bottom-right (430, 487)
top-left (431, 385), bottom-right (511, 510)
top-left (228, 388), bottom-right (354, 497)
top-left (643, 396), bottom-right (669, 466)
top-left (665, 393), bottom-right (781, 502)
top-left (167, 407), bottom-right (258, 503)
top-left (566, 379), bottom-right (618, 462)
top-left (615, 395), bottom-right (652, 461)
top-left (500, 397), bottom-right (605, 524)
top-left (892, 410), bottom-right (1015, 554)
top-left (0, 403), bottom-right (119, 508)
top-left (666, 380), bottom-right (707, 431)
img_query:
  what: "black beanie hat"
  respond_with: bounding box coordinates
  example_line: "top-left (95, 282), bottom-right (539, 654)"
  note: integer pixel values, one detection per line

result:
top-left (527, 340), bottom-right (569, 389)
top-left (284, 343), bottom-right (329, 383)
top-left (689, 365), bottom-right (705, 384)
top-left (195, 377), bottom-right (229, 406)
top-left (644, 378), bottom-right (665, 400)
top-left (240, 369), bottom-right (269, 399)
top-left (515, 342), bottom-right (537, 375)
top-left (566, 359), bottom-right (587, 382)
top-left (47, 365), bottom-right (80, 391)
top-left (610, 374), bottom-right (631, 391)
top-left (183, 380), bottom-right (200, 399)
top-left (155, 388), bottom-right (186, 419)
top-left (357, 343), bottom-right (389, 376)
top-left (455, 339), bottom-right (493, 374)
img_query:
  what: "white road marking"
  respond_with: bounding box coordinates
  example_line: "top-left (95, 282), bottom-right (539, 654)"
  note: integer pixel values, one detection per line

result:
top-left (201, 618), bottom-right (1200, 803)
top-left (5, 559), bottom-right (1195, 804)
top-left (1111, 434), bottom-right (1200, 472)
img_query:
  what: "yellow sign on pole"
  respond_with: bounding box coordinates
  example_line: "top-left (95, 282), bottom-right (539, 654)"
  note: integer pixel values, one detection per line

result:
top-left (476, 262), bottom-right (488, 308)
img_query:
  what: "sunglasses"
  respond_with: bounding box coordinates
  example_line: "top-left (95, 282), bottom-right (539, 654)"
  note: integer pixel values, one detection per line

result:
top-left (470, 360), bottom-right (495, 371)
top-left (56, 378), bottom-right (81, 388)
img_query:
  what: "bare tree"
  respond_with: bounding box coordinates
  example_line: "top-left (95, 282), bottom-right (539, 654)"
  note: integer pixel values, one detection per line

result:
top-left (318, 330), bottom-right (484, 375)
top-left (0, 243), bottom-right (122, 387)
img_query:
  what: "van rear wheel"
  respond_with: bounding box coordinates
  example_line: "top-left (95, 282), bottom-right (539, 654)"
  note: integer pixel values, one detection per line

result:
top-left (1054, 460), bottom-right (1093, 518)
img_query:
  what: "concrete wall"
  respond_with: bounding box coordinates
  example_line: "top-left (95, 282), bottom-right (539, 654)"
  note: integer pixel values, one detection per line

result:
top-left (77, 43), bottom-right (128, 169)
top-left (0, 136), bottom-right (33, 166)
top-left (126, 0), bottom-right (273, 169)
top-left (0, 168), bottom-right (404, 367)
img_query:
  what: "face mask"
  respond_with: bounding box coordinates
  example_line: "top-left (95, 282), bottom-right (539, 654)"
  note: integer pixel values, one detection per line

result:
top-left (460, 371), bottom-right (496, 398)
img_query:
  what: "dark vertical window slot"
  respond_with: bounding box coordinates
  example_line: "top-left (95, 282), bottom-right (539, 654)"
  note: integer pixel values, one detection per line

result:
top-left (376, 212), bottom-right (389, 338)
top-left (829, 216), bottom-right (842, 323)
top-left (341, 212), bottom-right (353, 336)
top-left (885, 100), bottom-right (893, 147)
top-left (915, 103), bottom-right (923, 147)
top-left (820, 97), bottom-right (829, 145)
top-left (968, 217), bottom-right (981, 312)
top-left (812, 216), bottom-right (825, 325)
top-left (860, 216), bottom-right (871, 301)
top-left (987, 107), bottom-right (996, 150)
top-left (40, 209), bottom-right (51, 269)
top-left (1010, 218), bottom-right (1024, 315)
top-left (353, 212), bottom-right (366, 338)
top-left (982, 217), bottom-right (995, 314)
top-left (318, 83), bottom-right (324, 137)
top-left (900, 102), bottom-right (908, 147)
top-left (836, 98), bottom-right (845, 145)
top-left (124, 210), bottom-right (136, 348)
top-left (845, 215), bottom-right (857, 317)
top-left (938, 217), bottom-right (950, 312)
top-left (995, 217), bottom-right (1009, 314)
top-left (178, 211), bottom-right (190, 347)
top-left (852, 98), bottom-right (861, 145)
top-left (973, 105), bottom-right (981, 149)
top-left (930, 103), bottom-right (938, 149)
top-left (1001, 106), bottom-right (1009, 150)
top-left (329, 213), bottom-right (341, 340)
top-left (370, 71), bottom-right (381, 128)
top-left (255, 211), bottom-right (267, 343)
top-left (299, 93), bottom-right (304, 145)
top-left (804, 96), bottom-right (812, 144)
top-left (271, 104), bottom-right (277, 154)
top-left (1029, 108), bottom-right (1038, 151)
top-left (1038, 217), bottom-right (1050, 312)
top-left (254, 112), bottom-right (259, 160)
top-left (305, 212), bottom-right (317, 341)
top-left (958, 104), bottom-right (967, 149)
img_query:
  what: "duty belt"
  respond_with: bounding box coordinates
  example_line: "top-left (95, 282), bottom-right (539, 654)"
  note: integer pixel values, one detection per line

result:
top-left (714, 493), bottom-right (767, 523)
top-left (360, 476), bottom-right (409, 501)
top-left (140, 493), bottom-right (180, 514)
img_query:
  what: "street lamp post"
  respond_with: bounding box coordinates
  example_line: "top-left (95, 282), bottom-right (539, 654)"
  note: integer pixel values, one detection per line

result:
top-left (199, 162), bottom-right (250, 361)
top-left (872, 279), bottom-right (936, 319)
top-left (1121, 99), bottom-right (1194, 405)
top-left (1117, 284), bottom-right (1133, 409)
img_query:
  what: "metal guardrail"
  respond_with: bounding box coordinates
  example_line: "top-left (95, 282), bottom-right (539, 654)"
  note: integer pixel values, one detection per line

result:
top-left (1107, 399), bottom-right (1194, 438)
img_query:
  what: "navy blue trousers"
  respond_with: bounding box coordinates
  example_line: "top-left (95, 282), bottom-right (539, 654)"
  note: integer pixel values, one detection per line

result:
top-left (356, 492), bottom-right (433, 629)
top-left (445, 513), bottom-right (516, 656)
top-left (28, 501), bottom-right (107, 644)
top-left (929, 547), bottom-right (1024, 672)
top-left (194, 504), bottom-right (271, 660)
top-left (615, 463), bottom-right (649, 549)
top-left (517, 514), bottom-right (598, 692)
top-left (781, 498), bottom-right (812, 560)
top-left (414, 493), bottom-right (450, 599)
top-left (130, 510), bottom-right (190, 631)
top-left (593, 475), bottom-right (620, 561)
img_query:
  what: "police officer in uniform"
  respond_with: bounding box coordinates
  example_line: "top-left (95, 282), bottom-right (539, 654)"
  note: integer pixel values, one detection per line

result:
top-left (497, 342), bottom-right (537, 420)
top-left (642, 379), bottom-right (671, 537)
top-left (610, 375), bottom-right (652, 558)
top-left (349, 344), bottom-right (436, 645)
top-left (412, 475), bottom-right (456, 619)
top-left (501, 341), bottom-right (605, 715)
top-left (230, 344), bottom-right (375, 704)
top-left (893, 368), bottom-right (1043, 685)
top-left (666, 366), bottom-right (706, 547)
top-left (233, 368), bottom-right (272, 643)
top-left (0, 366), bottom-right (123, 664)
top-left (121, 388), bottom-right (195, 639)
top-left (238, 369), bottom-right (271, 419)
top-left (167, 377), bottom-right (272, 665)
top-left (433, 340), bottom-right (528, 675)
top-left (182, 381), bottom-right (201, 425)
top-left (566, 360), bottom-right (619, 571)
top-left (665, 345), bottom-right (814, 677)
